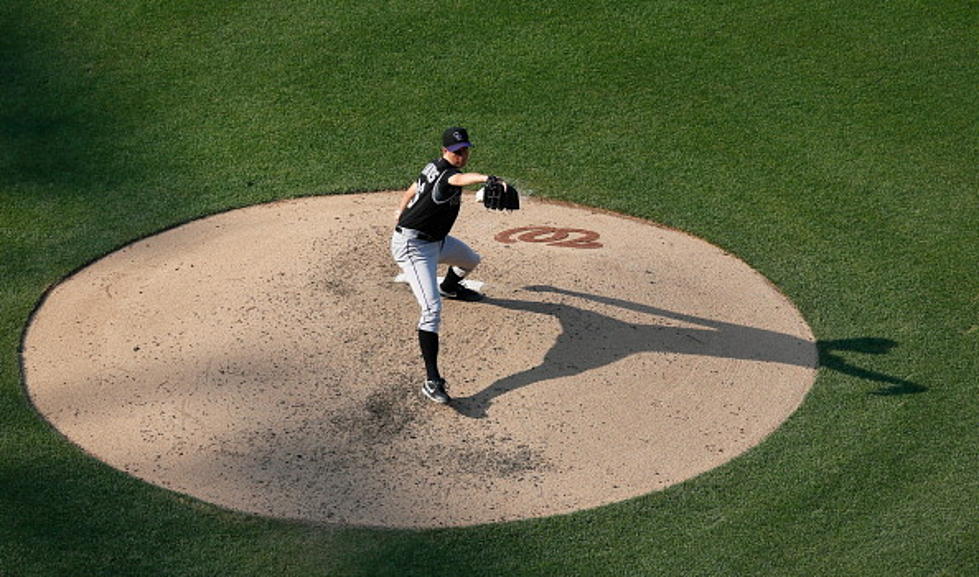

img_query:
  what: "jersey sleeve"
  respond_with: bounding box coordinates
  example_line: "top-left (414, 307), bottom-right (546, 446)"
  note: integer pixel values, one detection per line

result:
top-left (432, 167), bottom-right (461, 204)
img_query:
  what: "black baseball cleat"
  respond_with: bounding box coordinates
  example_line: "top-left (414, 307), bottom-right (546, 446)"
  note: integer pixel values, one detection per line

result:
top-left (422, 378), bottom-right (451, 404)
top-left (439, 284), bottom-right (483, 302)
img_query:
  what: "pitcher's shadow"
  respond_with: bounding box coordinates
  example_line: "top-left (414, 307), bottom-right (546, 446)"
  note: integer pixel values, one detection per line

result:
top-left (817, 338), bottom-right (927, 396)
top-left (450, 285), bottom-right (924, 419)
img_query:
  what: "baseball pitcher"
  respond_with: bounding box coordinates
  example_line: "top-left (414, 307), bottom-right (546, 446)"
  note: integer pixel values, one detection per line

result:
top-left (390, 126), bottom-right (518, 404)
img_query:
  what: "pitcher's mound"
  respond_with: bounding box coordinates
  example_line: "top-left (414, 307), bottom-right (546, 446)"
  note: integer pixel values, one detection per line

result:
top-left (22, 192), bottom-right (816, 528)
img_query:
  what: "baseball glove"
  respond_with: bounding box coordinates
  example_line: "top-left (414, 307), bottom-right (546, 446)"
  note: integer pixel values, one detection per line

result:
top-left (481, 176), bottom-right (520, 211)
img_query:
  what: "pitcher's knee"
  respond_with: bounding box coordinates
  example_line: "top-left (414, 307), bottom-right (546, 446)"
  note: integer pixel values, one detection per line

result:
top-left (457, 252), bottom-right (481, 273)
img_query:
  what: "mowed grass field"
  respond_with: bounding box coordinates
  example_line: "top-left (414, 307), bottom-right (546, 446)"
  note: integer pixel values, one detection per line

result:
top-left (2, 1), bottom-right (976, 575)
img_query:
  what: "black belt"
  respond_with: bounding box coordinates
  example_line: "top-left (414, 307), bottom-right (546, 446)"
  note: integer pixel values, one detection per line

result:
top-left (395, 226), bottom-right (438, 242)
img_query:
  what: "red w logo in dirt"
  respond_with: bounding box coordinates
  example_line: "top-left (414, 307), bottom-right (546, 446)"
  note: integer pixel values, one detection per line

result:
top-left (494, 226), bottom-right (603, 249)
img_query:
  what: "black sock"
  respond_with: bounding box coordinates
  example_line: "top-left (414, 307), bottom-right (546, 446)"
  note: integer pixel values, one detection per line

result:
top-left (441, 266), bottom-right (462, 291)
top-left (418, 329), bottom-right (441, 381)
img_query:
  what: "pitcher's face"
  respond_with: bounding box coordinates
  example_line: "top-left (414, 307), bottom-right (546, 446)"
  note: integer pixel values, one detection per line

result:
top-left (446, 146), bottom-right (470, 168)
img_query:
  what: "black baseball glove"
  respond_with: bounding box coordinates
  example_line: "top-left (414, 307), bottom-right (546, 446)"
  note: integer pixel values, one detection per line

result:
top-left (481, 176), bottom-right (520, 211)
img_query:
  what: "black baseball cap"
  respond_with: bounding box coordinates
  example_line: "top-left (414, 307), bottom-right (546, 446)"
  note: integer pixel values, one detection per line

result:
top-left (442, 127), bottom-right (472, 152)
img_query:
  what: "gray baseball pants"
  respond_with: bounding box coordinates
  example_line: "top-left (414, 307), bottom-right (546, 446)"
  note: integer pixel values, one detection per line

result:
top-left (391, 228), bottom-right (480, 333)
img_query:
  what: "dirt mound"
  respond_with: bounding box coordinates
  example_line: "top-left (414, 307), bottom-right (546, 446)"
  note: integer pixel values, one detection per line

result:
top-left (22, 192), bottom-right (816, 528)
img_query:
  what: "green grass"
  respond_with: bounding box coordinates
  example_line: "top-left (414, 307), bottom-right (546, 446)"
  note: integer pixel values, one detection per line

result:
top-left (2, 1), bottom-right (976, 575)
